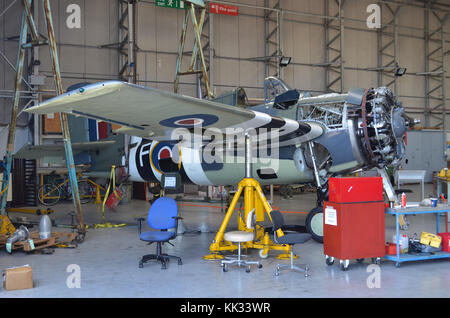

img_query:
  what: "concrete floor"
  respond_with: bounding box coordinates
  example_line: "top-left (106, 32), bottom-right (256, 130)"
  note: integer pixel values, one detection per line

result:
top-left (2, 183), bottom-right (450, 298)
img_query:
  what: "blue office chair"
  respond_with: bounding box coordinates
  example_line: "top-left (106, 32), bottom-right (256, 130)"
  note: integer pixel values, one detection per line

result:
top-left (136, 197), bottom-right (183, 269)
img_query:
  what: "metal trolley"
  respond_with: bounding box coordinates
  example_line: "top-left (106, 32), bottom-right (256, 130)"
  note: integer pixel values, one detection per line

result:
top-left (385, 205), bottom-right (450, 267)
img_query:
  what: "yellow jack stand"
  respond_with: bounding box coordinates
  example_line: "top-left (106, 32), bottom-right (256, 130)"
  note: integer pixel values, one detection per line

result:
top-left (92, 165), bottom-right (127, 229)
top-left (204, 135), bottom-right (294, 260)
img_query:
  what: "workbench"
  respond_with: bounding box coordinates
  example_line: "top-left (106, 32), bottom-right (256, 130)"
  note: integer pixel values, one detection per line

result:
top-left (435, 176), bottom-right (450, 205)
top-left (385, 205), bottom-right (450, 267)
top-left (395, 170), bottom-right (426, 201)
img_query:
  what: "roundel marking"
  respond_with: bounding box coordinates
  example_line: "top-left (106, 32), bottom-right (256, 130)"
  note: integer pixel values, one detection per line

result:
top-left (150, 142), bottom-right (169, 175)
top-left (159, 114), bottom-right (219, 128)
top-left (158, 146), bottom-right (172, 160)
top-left (174, 118), bottom-right (204, 126)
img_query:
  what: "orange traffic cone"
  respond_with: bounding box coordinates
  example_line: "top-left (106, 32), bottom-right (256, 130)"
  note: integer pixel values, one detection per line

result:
top-left (94, 185), bottom-right (102, 204)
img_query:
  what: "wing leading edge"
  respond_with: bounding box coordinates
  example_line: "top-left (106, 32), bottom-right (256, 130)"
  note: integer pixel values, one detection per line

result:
top-left (25, 81), bottom-right (324, 146)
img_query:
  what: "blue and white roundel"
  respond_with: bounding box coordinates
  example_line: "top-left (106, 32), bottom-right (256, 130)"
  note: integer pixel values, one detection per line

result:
top-left (159, 114), bottom-right (219, 128)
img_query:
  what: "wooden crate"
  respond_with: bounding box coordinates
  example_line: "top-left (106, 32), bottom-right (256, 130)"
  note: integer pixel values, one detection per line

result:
top-left (42, 113), bottom-right (62, 134)
top-left (0, 231), bottom-right (76, 252)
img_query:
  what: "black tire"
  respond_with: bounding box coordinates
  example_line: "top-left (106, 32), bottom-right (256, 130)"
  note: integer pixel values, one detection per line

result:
top-left (306, 206), bottom-right (323, 243)
top-left (68, 180), bottom-right (95, 204)
top-left (79, 180), bottom-right (95, 204)
top-left (38, 184), bottom-right (61, 206)
top-left (325, 257), bottom-right (334, 266)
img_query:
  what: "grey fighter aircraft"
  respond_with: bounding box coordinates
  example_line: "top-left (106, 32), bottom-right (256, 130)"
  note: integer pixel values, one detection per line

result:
top-left (24, 77), bottom-right (416, 242)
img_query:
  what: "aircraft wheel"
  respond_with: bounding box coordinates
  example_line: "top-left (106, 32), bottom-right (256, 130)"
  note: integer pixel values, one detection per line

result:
top-left (306, 206), bottom-right (323, 243)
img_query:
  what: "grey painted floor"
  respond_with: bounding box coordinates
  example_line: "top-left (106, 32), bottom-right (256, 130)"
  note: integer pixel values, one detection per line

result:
top-left (1, 183), bottom-right (450, 298)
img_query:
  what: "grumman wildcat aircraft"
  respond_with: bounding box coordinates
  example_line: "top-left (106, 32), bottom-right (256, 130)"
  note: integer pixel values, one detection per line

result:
top-left (24, 77), bottom-right (416, 242)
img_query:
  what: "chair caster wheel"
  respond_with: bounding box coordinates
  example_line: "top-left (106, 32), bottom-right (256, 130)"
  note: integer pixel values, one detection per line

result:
top-left (245, 266), bottom-right (251, 273)
top-left (139, 263), bottom-right (143, 268)
top-left (258, 263), bottom-right (263, 269)
top-left (222, 264), bottom-right (228, 272)
top-left (178, 259), bottom-right (183, 265)
top-left (274, 270), bottom-right (280, 276)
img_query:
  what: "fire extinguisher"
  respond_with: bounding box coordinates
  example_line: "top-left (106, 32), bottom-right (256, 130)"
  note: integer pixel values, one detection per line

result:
top-left (401, 192), bottom-right (406, 208)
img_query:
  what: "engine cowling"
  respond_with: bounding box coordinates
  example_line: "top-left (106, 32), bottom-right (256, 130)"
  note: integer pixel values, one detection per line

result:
top-left (297, 86), bottom-right (417, 179)
top-left (355, 87), bottom-right (415, 169)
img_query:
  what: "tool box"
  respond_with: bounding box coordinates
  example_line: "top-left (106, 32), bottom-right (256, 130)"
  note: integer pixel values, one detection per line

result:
top-left (420, 232), bottom-right (442, 248)
top-left (328, 177), bottom-right (384, 203)
top-left (324, 177), bottom-right (385, 270)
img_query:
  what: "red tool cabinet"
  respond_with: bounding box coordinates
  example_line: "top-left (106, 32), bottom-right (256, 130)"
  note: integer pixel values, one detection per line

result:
top-left (324, 177), bottom-right (385, 270)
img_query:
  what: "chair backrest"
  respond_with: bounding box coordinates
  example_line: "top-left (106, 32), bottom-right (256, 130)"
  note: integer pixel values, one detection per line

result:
top-left (270, 210), bottom-right (284, 231)
top-left (246, 209), bottom-right (256, 229)
top-left (147, 197), bottom-right (178, 230)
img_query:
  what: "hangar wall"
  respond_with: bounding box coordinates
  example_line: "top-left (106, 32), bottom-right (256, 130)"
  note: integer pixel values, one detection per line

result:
top-left (1, 0), bottom-right (450, 156)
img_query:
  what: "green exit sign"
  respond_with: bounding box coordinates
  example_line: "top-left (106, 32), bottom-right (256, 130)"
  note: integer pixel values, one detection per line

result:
top-left (156, 0), bottom-right (185, 9)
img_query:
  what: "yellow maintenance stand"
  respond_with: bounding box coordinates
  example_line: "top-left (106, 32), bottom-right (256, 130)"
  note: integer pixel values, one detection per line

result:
top-left (204, 134), bottom-right (293, 260)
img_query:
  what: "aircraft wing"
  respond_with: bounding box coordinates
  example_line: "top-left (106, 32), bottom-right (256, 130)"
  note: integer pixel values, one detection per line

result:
top-left (14, 140), bottom-right (116, 160)
top-left (25, 81), bottom-right (324, 146)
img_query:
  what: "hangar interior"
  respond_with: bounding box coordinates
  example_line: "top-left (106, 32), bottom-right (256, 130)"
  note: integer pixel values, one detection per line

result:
top-left (1, 0), bottom-right (450, 298)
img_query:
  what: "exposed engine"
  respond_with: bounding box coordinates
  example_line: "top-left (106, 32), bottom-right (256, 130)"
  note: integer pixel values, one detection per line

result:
top-left (297, 86), bottom-right (417, 181)
top-left (356, 87), bottom-right (415, 168)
